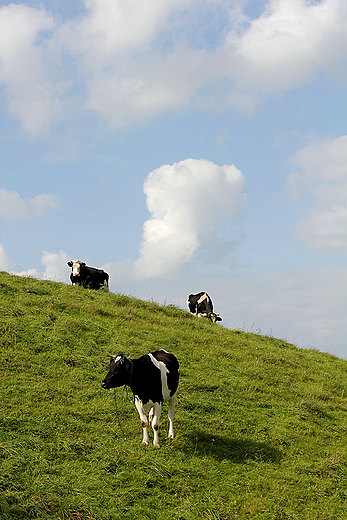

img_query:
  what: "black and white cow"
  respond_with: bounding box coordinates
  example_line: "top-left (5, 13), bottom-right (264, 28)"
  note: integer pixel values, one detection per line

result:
top-left (187, 292), bottom-right (222, 323)
top-left (101, 349), bottom-right (179, 447)
top-left (67, 260), bottom-right (109, 290)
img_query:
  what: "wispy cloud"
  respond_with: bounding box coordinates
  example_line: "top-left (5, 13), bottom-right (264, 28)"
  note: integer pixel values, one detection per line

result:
top-left (287, 135), bottom-right (347, 252)
top-left (0, 3), bottom-right (63, 137)
top-left (0, 242), bottom-right (19, 272)
top-left (0, 189), bottom-right (60, 223)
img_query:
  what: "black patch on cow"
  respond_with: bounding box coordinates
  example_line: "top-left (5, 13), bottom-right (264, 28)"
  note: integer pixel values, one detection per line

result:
top-left (70, 274), bottom-right (81, 285)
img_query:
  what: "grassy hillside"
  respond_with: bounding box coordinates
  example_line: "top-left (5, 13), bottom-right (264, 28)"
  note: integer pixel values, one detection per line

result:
top-left (1, 271), bottom-right (347, 520)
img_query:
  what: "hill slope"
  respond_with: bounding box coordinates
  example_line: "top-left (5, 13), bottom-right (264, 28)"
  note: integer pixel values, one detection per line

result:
top-left (1, 271), bottom-right (347, 520)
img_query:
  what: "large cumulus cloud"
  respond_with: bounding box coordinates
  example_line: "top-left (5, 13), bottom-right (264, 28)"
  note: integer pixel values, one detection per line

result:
top-left (132, 158), bottom-right (246, 278)
top-left (102, 158), bottom-right (246, 281)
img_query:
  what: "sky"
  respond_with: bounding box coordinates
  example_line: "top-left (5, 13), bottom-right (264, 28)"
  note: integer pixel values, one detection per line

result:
top-left (0, 0), bottom-right (346, 358)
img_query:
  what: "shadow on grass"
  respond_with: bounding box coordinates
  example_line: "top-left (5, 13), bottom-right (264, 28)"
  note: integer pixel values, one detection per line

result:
top-left (182, 431), bottom-right (282, 463)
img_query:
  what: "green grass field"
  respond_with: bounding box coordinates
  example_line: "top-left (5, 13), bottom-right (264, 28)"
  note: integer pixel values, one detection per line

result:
top-left (1, 271), bottom-right (347, 519)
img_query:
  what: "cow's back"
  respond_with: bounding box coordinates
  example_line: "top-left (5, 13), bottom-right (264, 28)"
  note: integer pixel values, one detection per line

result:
top-left (131, 350), bottom-right (179, 405)
top-left (151, 350), bottom-right (179, 398)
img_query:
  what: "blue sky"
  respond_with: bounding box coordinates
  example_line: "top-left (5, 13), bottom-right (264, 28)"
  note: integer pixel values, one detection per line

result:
top-left (1, 0), bottom-right (346, 358)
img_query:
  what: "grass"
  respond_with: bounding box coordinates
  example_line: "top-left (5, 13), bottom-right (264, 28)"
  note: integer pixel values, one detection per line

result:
top-left (1, 270), bottom-right (347, 519)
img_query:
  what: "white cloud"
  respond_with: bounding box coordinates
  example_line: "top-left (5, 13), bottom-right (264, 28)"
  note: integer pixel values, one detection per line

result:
top-left (2, 0), bottom-right (347, 133)
top-left (14, 268), bottom-right (41, 278)
top-left (0, 189), bottom-right (60, 223)
top-left (41, 250), bottom-right (71, 282)
top-left (103, 158), bottom-right (246, 281)
top-left (0, 242), bottom-right (19, 272)
top-left (84, 49), bottom-right (210, 129)
top-left (63, 0), bottom-right (190, 60)
top-left (224, 0), bottom-right (347, 95)
top-left (287, 136), bottom-right (347, 252)
top-left (291, 207), bottom-right (347, 252)
top-left (0, 245), bottom-right (71, 281)
top-left (131, 158), bottom-right (246, 279)
top-left (0, 3), bottom-right (63, 137)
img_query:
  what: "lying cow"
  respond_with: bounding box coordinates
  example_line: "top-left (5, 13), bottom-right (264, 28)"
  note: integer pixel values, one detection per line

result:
top-left (67, 260), bottom-right (109, 290)
top-left (187, 292), bottom-right (222, 323)
top-left (101, 349), bottom-right (179, 447)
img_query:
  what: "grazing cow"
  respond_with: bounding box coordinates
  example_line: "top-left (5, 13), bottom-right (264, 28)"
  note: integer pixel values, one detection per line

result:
top-left (101, 349), bottom-right (179, 447)
top-left (67, 260), bottom-right (109, 290)
top-left (187, 292), bottom-right (222, 323)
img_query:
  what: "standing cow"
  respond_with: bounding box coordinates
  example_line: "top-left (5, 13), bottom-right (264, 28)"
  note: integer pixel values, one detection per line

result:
top-left (67, 260), bottom-right (109, 290)
top-left (101, 349), bottom-right (179, 447)
top-left (187, 292), bottom-right (222, 323)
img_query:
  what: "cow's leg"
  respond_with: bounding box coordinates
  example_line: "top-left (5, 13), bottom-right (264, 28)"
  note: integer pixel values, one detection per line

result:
top-left (135, 398), bottom-right (149, 445)
top-left (151, 403), bottom-right (162, 447)
top-left (148, 407), bottom-right (154, 425)
top-left (168, 392), bottom-right (177, 439)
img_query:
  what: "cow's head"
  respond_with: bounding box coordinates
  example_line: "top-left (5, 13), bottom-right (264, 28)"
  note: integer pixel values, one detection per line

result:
top-left (67, 260), bottom-right (86, 277)
top-left (101, 355), bottom-right (133, 389)
top-left (209, 312), bottom-right (222, 323)
top-left (198, 312), bottom-right (222, 323)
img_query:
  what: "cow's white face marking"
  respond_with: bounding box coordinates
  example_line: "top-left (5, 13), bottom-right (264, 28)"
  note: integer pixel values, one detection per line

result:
top-left (70, 260), bottom-right (82, 276)
top-left (148, 353), bottom-right (170, 402)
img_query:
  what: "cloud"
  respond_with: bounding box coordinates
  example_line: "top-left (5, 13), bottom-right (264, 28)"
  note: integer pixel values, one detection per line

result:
top-left (218, 267), bottom-right (347, 357)
top-left (84, 49), bottom-right (210, 129)
top-left (0, 189), bottom-right (60, 223)
top-left (224, 0), bottom-right (347, 95)
top-left (129, 158), bottom-right (246, 279)
top-left (41, 250), bottom-right (71, 282)
top-left (0, 242), bottom-right (19, 272)
top-left (0, 243), bottom-right (70, 280)
top-left (75, 0), bottom-right (347, 126)
top-left (62, 0), bottom-right (190, 59)
top-left (3, 0), bottom-right (347, 134)
top-left (13, 268), bottom-right (41, 278)
top-left (0, 3), bottom-right (63, 137)
top-left (287, 135), bottom-right (347, 252)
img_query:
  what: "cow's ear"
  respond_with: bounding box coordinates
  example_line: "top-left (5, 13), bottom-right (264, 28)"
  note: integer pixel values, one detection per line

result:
top-left (67, 261), bottom-right (72, 267)
top-left (82, 262), bottom-right (86, 267)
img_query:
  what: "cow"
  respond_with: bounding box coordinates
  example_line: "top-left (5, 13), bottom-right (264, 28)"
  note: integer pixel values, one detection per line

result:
top-left (67, 260), bottom-right (109, 290)
top-left (187, 292), bottom-right (222, 323)
top-left (101, 349), bottom-right (179, 447)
